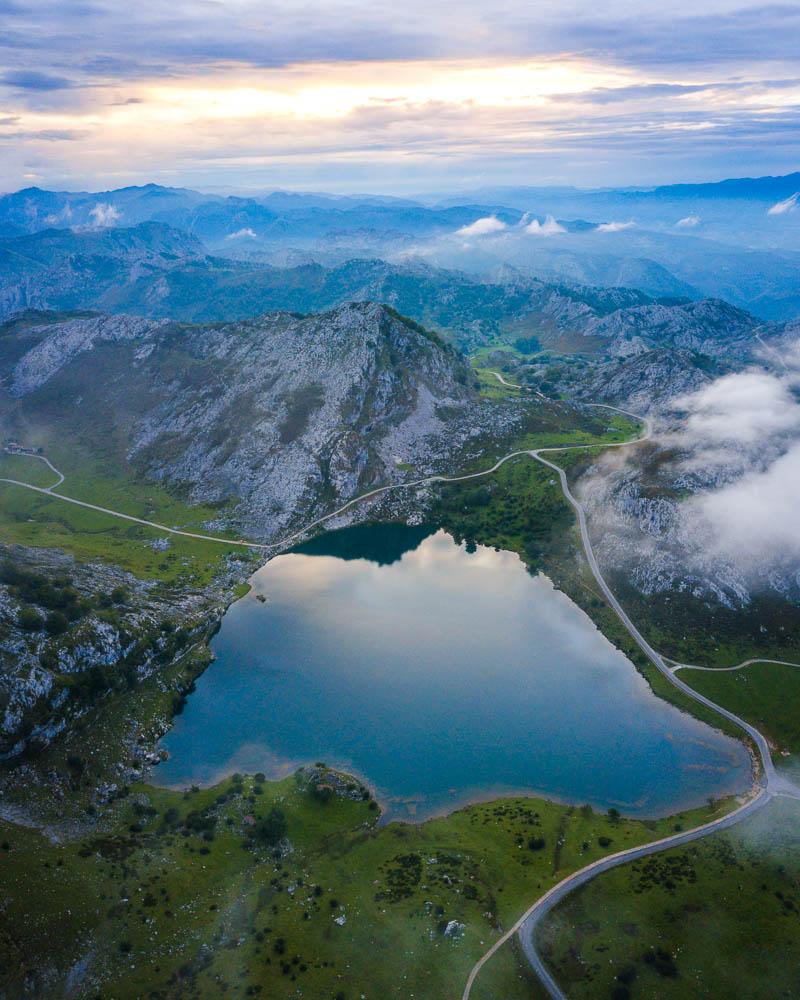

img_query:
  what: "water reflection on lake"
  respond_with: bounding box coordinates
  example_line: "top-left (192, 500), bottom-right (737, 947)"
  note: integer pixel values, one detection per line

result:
top-left (158, 526), bottom-right (751, 820)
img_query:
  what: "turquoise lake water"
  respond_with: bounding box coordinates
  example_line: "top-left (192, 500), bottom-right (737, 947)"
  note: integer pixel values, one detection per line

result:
top-left (158, 525), bottom-right (751, 820)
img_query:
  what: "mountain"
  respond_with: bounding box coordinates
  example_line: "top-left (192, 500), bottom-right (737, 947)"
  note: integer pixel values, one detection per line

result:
top-left (3, 180), bottom-right (799, 319)
top-left (450, 173), bottom-right (800, 205)
top-left (0, 222), bottom-right (204, 317)
top-left (645, 173), bottom-right (800, 201)
top-left (0, 226), bottom-right (768, 357)
top-left (0, 184), bottom-right (517, 249)
top-left (0, 304), bottom-right (527, 541)
top-left (421, 224), bottom-right (800, 320)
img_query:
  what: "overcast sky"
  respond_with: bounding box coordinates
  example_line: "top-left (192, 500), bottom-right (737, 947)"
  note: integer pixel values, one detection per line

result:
top-left (1, 0), bottom-right (799, 192)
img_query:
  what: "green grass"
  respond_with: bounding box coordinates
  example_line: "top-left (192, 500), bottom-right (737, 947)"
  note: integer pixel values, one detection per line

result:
top-left (435, 455), bottom-right (571, 566)
top-left (473, 365), bottom-right (522, 398)
top-left (0, 771), bottom-right (732, 1000)
top-left (0, 452), bottom-right (61, 488)
top-left (536, 796), bottom-right (800, 1000)
top-left (0, 449), bottom-right (252, 586)
top-left (683, 662), bottom-right (800, 761)
top-left (600, 572), bottom-right (800, 672)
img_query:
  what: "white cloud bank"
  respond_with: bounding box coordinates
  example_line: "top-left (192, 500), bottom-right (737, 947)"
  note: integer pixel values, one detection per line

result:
top-left (595, 220), bottom-right (635, 232)
top-left (525, 214), bottom-right (565, 236)
top-left (455, 215), bottom-right (507, 237)
top-left (675, 371), bottom-right (800, 449)
top-left (677, 366), bottom-right (800, 567)
top-left (696, 442), bottom-right (800, 564)
top-left (676, 214), bottom-right (700, 227)
top-left (768, 192), bottom-right (799, 215)
top-left (225, 227), bottom-right (257, 240)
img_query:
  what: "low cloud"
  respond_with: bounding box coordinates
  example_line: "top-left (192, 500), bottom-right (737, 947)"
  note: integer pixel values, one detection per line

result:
top-left (525, 214), bottom-right (565, 236)
top-left (45, 204), bottom-right (73, 225)
top-left (579, 355), bottom-right (800, 606)
top-left (88, 202), bottom-right (121, 227)
top-left (595, 220), bottom-right (635, 232)
top-left (225, 227), bottom-right (257, 240)
top-left (674, 371), bottom-right (800, 450)
top-left (455, 216), bottom-right (506, 237)
top-left (676, 214), bottom-right (700, 227)
top-left (694, 442), bottom-right (800, 565)
top-left (1, 69), bottom-right (73, 91)
top-left (768, 192), bottom-right (798, 215)
top-left (672, 364), bottom-right (800, 580)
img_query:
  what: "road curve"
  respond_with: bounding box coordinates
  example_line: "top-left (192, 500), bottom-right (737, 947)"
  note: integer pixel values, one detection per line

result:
top-left (528, 434), bottom-right (777, 789)
top-left (462, 401), bottom-right (800, 1000)
top-left (514, 789), bottom-right (772, 1000)
top-left (0, 400), bottom-right (635, 553)
top-left (0, 447), bottom-right (542, 553)
top-left (673, 657), bottom-right (800, 674)
top-left (487, 370), bottom-right (545, 397)
top-left (2, 451), bottom-right (64, 489)
top-left (462, 789), bottom-right (771, 1000)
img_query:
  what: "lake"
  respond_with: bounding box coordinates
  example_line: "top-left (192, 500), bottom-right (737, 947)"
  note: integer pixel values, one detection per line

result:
top-left (158, 525), bottom-right (751, 820)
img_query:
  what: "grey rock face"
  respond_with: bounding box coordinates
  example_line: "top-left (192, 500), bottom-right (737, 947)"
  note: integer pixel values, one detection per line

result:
top-left (3, 303), bottom-right (522, 541)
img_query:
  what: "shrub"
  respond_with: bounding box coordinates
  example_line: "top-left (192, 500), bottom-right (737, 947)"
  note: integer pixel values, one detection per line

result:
top-left (17, 606), bottom-right (43, 631)
top-left (252, 806), bottom-right (287, 847)
top-left (44, 611), bottom-right (69, 635)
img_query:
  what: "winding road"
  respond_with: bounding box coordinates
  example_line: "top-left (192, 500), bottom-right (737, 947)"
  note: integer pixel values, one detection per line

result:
top-left (672, 657), bottom-right (800, 674)
top-left (461, 405), bottom-right (800, 1000)
top-left (4, 404), bottom-right (800, 1000)
top-left (0, 446), bottom-right (547, 553)
top-left (487, 370), bottom-right (545, 397)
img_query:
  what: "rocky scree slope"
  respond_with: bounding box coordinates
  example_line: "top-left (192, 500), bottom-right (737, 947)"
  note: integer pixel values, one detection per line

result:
top-left (545, 349), bottom-right (724, 413)
top-left (576, 435), bottom-right (800, 611)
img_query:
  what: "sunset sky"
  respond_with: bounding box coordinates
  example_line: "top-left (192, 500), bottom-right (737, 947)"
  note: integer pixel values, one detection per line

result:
top-left (2, 0), bottom-right (799, 192)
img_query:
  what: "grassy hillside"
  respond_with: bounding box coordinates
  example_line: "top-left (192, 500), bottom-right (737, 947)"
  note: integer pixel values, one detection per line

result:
top-left (537, 796), bottom-right (800, 1000)
top-left (682, 663), bottom-right (800, 761)
top-left (0, 766), bottom-right (730, 1000)
top-left (0, 449), bottom-right (244, 586)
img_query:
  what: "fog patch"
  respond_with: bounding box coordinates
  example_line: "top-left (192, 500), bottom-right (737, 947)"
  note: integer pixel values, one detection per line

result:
top-left (455, 215), bottom-right (506, 238)
top-left (577, 353), bottom-right (800, 606)
top-left (225, 227), bottom-right (257, 240)
top-left (768, 192), bottom-right (798, 216)
top-left (525, 214), bottom-right (565, 236)
top-left (88, 202), bottom-right (121, 227)
top-left (595, 220), bottom-right (635, 232)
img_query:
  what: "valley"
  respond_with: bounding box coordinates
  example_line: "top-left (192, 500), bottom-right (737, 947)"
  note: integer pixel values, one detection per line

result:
top-left (1, 177), bottom-right (800, 1000)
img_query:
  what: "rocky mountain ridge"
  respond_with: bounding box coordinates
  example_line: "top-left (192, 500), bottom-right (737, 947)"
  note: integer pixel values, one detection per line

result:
top-left (1, 303), bottom-right (523, 541)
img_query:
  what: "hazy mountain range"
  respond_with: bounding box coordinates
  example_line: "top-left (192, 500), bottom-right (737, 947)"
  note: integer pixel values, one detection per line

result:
top-left (2, 173), bottom-right (799, 321)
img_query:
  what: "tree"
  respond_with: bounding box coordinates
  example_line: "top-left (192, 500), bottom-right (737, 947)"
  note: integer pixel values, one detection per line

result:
top-left (253, 806), bottom-right (287, 847)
